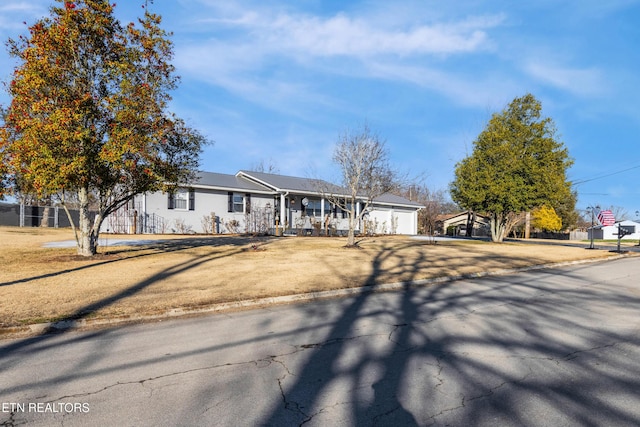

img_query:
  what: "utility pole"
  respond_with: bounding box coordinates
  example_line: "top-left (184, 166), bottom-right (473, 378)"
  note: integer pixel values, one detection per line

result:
top-left (587, 205), bottom-right (600, 250)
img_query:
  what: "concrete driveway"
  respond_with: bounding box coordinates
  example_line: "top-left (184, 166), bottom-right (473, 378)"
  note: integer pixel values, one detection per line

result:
top-left (1, 257), bottom-right (639, 426)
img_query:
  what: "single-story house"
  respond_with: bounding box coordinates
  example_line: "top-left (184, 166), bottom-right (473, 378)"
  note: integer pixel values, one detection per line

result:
top-left (435, 211), bottom-right (491, 237)
top-left (102, 170), bottom-right (424, 235)
top-left (588, 220), bottom-right (640, 241)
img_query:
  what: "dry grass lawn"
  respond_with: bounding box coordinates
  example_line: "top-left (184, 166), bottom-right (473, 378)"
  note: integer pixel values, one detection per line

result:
top-left (0, 226), bottom-right (624, 331)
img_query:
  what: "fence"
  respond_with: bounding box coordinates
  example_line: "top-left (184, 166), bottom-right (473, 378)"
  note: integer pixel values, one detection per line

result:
top-left (103, 208), bottom-right (167, 234)
top-left (0, 202), bottom-right (86, 228)
top-left (530, 231), bottom-right (589, 241)
top-left (0, 201), bottom-right (168, 234)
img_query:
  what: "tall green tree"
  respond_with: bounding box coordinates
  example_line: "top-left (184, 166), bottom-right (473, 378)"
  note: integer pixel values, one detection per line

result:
top-left (450, 94), bottom-right (573, 242)
top-left (554, 190), bottom-right (579, 230)
top-left (0, 0), bottom-right (206, 256)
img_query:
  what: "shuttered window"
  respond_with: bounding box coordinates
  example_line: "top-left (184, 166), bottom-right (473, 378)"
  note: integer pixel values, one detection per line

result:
top-left (228, 192), bottom-right (245, 213)
top-left (189, 189), bottom-right (195, 211)
top-left (168, 189), bottom-right (190, 210)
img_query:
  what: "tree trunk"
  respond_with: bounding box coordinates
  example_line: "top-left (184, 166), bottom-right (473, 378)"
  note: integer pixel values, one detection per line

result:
top-left (77, 187), bottom-right (98, 256)
top-left (40, 206), bottom-right (50, 228)
top-left (347, 211), bottom-right (356, 246)
top-left (490, 213), bottom-right (507, 242)
top-left (465, 210), bottom-right (476, 237)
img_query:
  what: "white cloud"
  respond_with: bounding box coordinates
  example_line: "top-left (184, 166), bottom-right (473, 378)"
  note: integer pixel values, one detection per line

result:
top-left (175, 39), bottom-right (340, 118)
top-left (367, 61), bottom-right (519, 109)
top-left (0, 1), bottom-right (48, 31)
top-left (181, 4), bottom-right (504, 60)
top-left (524, 61), bottom-right (608, 97)
top-left (174, 6), bottom-right (506, 114)
top-left (264, 13), bottom-right (501, 58)
top-left (0, 2), bottom-right (43, 13)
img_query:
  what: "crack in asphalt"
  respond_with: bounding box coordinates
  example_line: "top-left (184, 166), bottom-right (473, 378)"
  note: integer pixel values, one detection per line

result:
top-left (273, 336), bottom-right (367, 425)
top-left (388, 323), bottom-right (408, 343)
top-left (275, 374), bottom-right (310, 423)
top-left (8, 338), bottom-right (366, 426)
top-left (371, 404), bottom-right (404, 426)
top-left (298, 335), bottom-right (363, 349)
top-left (0, 411), bottom-right (18, 427)
top-left (200, 395), bottom-right (234, 417)
top-left (271, 333), bottom-right (397, 426)
top-left (433, 357), bottom-right (446, 395)
top-left (31, 351), bottom-right (299, 408)
top-left (5, 334), bottom-right (380, 425)
top-left (563, 342), bottom-right (617, 360)
top-left (423, 367), bottom-right (535, 426)
top-left (5, 267), bottom-right (635, 426)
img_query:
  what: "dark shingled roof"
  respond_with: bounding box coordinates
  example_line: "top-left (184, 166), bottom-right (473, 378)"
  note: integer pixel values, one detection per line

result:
top-left (193, 171), bottom-right (273, 193)
top-left (185, 170), bottom-right (423, 208)
top-left (373, 192), bottom-right (424, 207)
top-left (238, 171), bottom-right (424, 208)
top-left (237, 170), bottom-right (343, 194)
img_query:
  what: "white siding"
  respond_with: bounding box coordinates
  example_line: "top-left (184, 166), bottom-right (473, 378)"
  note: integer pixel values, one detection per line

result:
top-left (365, 206), bottom-right (417, 235)
top-left (121, 190), bottom-right (275, 234)
top-left (102, 187), bottom-right (421, 235)
top-left (590, 221), bottom-right (640, 241)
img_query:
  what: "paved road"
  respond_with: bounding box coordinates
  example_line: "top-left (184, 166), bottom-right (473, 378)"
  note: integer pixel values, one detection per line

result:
top-left (2, 257), bottom-right (640, 426)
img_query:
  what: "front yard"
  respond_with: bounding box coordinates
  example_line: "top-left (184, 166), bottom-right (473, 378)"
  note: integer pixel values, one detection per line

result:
top-left (0, 227), bottom-right (623, 334)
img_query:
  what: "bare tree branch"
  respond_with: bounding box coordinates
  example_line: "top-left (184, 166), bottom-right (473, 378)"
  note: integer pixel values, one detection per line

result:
top-left (320, 123), bottom-right (399, 246)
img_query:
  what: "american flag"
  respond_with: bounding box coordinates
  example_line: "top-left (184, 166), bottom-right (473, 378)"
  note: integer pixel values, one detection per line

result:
top-left (597, 209), bottom-right (615, 226)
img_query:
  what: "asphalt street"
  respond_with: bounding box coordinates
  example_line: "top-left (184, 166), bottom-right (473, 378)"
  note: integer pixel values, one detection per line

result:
top-left (1, 257), bottom-right (639, 426)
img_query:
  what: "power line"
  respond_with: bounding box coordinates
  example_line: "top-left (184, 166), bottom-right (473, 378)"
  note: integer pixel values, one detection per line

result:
top-left (572, 163), bottom-right (640, 186)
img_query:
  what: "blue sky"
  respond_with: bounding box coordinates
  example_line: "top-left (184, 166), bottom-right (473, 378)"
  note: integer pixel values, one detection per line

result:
top-left (2, 0), bottom-right (640, 218)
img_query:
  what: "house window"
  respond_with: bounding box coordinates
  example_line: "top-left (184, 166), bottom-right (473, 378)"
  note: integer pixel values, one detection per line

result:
top-left (228, 192), bottom-right (250, 213)
top-left (168, 188), bottom-right (195, 210)
top-left (304, 199), bottom-right (331, 217)
top-left (340, 202), bottom-right (353, 219)
top-left (174, 189), bottom-right (189, 210)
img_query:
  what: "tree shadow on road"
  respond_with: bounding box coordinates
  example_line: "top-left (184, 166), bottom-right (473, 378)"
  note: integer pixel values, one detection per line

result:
top-left (1, 240), bottom-right (639, 426)
top-left (259, 244), bottom-right (640, 426)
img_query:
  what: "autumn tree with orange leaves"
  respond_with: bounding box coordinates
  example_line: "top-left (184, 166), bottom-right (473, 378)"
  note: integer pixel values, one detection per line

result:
top-left (0, 0), bottom-right (206, 256)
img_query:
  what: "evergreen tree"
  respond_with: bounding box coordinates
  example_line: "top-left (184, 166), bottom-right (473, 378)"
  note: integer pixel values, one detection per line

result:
top-left (450, 94), bottom-right (573, 242)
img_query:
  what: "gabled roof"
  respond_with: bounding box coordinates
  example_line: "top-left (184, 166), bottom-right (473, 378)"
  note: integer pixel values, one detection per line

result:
top-left (238, 170), bottom-right (423, 208)
top-left (184, 170), bottom-right (422, 209)
top-left (237, 170), bottom-right (343, 194)
top-left (371, 193), bottom-right (424, 208)
top-left (192, 171), bottom-right (274, 194)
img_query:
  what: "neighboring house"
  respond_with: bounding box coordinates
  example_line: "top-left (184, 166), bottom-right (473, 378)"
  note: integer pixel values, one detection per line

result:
top-left (103, 170), bottom-right (424, 235)
top-left (588, 220), bottom-right (640, 241)
top-left (435, 211), bottom-right (491, 237)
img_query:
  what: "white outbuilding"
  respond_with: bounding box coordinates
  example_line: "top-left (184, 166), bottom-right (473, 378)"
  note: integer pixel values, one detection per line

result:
top-left (588, 220), bottom-right (640, 241)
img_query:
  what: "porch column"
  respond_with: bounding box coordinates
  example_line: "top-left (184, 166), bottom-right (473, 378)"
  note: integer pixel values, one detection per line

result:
top-left (280, 193), bottom-right (286, 228)
top-left (142, 193), bottom-right (147, 234)
top-left (413, 210), bottom-right (418, 235)
top-left (320, 196), bottom-right (325, 219)
top-left (356, 202), bottom-right (361, 231)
